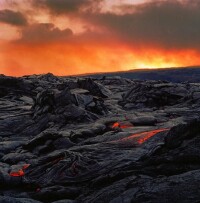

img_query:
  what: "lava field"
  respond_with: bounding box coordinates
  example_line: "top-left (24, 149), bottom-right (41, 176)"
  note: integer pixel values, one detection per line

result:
top-left (1, 73), bottom-right (200, 202)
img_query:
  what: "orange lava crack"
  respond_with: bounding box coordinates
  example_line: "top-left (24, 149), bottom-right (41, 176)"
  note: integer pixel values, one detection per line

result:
top-left (10, 164), bottom-right (30, 177)
top-left (112, 122), bottom-right (134, 129)
top-left (120, 128), bottom-right (169, 144)
top-left (137, 129), bottom-right (169, 144)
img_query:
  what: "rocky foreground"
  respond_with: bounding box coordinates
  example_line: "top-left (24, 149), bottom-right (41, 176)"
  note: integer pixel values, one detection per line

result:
top-left (1, 73), bottom-right (200, 203)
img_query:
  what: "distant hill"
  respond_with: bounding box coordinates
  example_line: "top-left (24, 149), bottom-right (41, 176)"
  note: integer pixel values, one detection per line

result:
top-left (83, 66), bottom-right (200, 83)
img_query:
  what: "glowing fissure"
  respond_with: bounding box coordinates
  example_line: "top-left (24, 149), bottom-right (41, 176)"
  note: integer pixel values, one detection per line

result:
top-left (10, 164), bottom-right (30, 177)
top-left (113, 128), bottom-right (169, 144)
top-left (111, 122), bottom-right (134, 129)
top-left (112, 122), bottom-right (120, 128)
top-left (10, 169), bottom-right (25, 177)
top-left (137, 129), bottom-right (169, 144)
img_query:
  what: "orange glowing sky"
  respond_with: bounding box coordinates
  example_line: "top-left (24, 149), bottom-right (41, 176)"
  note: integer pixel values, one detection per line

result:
top-left (1, 0), bottom-right (200, 76)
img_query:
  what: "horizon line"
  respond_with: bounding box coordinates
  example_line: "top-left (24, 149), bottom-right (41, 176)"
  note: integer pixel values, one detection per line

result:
top-left (3, 65), bottom-right (200, 78)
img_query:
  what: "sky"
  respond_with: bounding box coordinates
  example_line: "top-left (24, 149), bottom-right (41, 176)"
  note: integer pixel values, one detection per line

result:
top-left (1, 0), bottom-right (200, 76)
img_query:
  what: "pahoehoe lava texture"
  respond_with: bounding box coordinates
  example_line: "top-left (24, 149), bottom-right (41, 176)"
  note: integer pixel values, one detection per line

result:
top-left (1, 73), bottom-right (200, 202)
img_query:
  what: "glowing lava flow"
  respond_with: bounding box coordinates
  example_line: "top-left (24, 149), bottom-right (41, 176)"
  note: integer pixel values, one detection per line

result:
top-left (22, 164), bottom-right (30, 170)
top-left (115, 128), bottom-right (169, 145)
top-left (10, 164), bottom-right (30, 177)
top-left (10, 169), bottom-right (25, 177)
top-left (112, 122), bottom-right (134, 129)
top-left (137, 129), bottom-right (169, 144)
top-left (112, 122), bottom-right (120, 128)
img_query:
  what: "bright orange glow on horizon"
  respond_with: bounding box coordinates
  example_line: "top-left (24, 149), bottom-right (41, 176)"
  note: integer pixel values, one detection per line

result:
top-left (1, 40), bottom-right (200, 77)
top-left (1, 0), bottom-right (200, 76)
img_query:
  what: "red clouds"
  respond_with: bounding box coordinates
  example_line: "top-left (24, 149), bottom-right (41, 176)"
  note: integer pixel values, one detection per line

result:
top-left (1, 0), bottom-right (200, 76)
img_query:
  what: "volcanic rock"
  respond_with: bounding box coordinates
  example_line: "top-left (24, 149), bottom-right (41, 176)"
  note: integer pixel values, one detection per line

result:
top-left (1, 74), bottom-right (200, 202)
top-left (78, 78), bottom-right (111, 98)
top-left (119, 81), bottom-right (200, 109)
top-left (0, 196), bottom-right (42, 203)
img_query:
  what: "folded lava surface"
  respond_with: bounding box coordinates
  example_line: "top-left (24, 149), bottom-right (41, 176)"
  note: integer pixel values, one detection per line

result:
top-left (1, 74), bottom-right (200, 202)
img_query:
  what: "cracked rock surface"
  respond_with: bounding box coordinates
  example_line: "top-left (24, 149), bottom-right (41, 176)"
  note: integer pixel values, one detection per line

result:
top-left (1, 74), bottom-right (200, 202)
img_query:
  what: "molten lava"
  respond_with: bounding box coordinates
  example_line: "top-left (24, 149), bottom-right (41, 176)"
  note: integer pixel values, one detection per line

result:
top-left (113, 128), bottom-right (169, 145)
top-left (22, 164), bottom-right (30, 170)
top-left (112, 122), bottom-right (134, 129)
top-left (112, 122), bottom-right (120, 128)
top-left (137, 129), bottom-right (169, 144)
top-left (10, 169), bottom-right (25, 177)
top-left (10, 164), bottom-right (30, 177)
